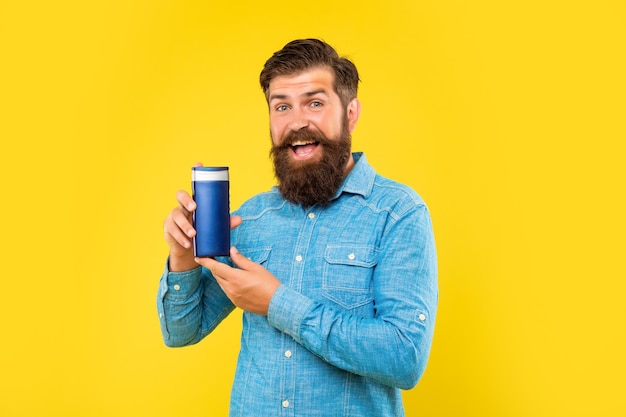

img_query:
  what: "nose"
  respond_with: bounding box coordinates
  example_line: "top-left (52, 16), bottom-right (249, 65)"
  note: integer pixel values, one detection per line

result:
top-left (288, 107), bottom-right (309, 131)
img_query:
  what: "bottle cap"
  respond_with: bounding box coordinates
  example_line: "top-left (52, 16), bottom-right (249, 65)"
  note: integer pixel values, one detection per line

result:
top-left (192, 166), bottom-right (229, 181)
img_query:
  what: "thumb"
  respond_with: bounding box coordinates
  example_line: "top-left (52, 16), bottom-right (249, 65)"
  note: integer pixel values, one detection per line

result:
top-left (229, 246), bottom-right (258, 271)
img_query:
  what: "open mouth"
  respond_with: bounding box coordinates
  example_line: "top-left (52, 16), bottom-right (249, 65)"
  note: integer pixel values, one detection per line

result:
top-left (290, 139), bottom-right (320, 159)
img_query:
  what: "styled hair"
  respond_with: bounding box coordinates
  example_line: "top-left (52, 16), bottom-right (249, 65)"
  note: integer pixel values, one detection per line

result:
top-left (259, 39), bottom-right (360, 108)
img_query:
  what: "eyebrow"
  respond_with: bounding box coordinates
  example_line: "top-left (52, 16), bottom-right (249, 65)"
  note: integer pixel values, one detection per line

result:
top-left (269, 88), bottom-right (329, 102)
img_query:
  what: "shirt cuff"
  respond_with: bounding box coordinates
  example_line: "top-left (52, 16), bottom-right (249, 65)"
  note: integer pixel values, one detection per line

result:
top-left (161, 260), bottom-right (203, 300)
top-left (267, 284), bottom-right (314, 343)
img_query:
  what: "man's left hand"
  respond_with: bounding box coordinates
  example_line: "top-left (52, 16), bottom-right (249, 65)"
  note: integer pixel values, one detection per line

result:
top-left (195, 247), bottom-right (281, 316)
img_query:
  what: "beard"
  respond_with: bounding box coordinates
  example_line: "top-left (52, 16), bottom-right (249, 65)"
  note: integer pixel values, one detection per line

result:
top-left (270, 120), bottom-right (352, 208)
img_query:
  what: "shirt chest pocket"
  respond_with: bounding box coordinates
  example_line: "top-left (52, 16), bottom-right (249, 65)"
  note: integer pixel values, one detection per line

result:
top-left (322, 245), bottom-right (378, 310)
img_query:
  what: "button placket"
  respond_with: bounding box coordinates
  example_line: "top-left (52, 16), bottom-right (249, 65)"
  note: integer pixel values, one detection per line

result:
top-left (280, 209), bottom-right (317, 416)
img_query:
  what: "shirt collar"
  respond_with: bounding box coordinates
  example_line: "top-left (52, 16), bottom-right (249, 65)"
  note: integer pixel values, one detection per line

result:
top-left (333, 152), bottom-right (376, 199)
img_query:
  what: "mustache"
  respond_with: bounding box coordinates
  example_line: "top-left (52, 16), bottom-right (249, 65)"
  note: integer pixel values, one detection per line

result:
top-left (273, 129), bottom-right (332, 150)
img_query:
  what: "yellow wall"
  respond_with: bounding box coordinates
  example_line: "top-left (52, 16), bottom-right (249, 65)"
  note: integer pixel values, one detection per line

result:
top-left (2, 1), bottom-right (625, 416)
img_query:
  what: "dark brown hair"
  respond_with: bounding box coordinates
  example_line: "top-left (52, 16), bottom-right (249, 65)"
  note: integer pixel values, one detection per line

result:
top-left (259, 39), bottom-right (360, 108)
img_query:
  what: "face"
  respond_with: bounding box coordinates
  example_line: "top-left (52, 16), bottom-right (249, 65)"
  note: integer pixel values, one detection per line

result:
top-left (268, 67), bottom-right (361, 207)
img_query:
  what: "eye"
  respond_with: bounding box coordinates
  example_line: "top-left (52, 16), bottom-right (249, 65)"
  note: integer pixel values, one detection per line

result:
top-left (310, 101), bottom-right (323, 108)
top-left (275, 104), bottom-right (289, 112)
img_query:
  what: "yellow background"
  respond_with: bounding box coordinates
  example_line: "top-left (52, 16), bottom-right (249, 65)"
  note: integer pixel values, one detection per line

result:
top-left (1, 1), bottom-right (625, 416)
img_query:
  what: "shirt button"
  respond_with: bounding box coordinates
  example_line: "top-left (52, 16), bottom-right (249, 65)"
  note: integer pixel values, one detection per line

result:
top-left (419, 313), bottom-right (426, 321)
top-left (308, 212), bottom-right (315, 219)
top-left (159, 313), bottom-right (163, 318)
top-left (295, 255), bottom-right (303, 262)
top-left (284, 350), bottom-right (292, 358)
top-left (282, 400), bottom-right (290, 408)
top-left (173, 284), bottom-right (181, 291)
top-left (348, 253), bottom-right (356, 260)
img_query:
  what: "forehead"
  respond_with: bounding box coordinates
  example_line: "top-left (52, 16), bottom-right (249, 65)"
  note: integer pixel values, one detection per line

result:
top-left (268, 67), bottom-right (336, 99)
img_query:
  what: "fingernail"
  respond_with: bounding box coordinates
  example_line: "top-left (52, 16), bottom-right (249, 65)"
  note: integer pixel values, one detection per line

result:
top-left (194, 257), bottom-right (200, 263)
top-left (231, 246), bottom-right (239, 255)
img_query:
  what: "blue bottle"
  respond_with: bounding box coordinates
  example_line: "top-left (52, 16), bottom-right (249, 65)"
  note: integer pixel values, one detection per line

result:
top-left (192, 167), bottom-right (230, 257)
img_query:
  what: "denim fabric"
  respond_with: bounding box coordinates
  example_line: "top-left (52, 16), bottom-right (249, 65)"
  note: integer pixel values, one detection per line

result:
top-left (157, 153), bottom-right (438, 417)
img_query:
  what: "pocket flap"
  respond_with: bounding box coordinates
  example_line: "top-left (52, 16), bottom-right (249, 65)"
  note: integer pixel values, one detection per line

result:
top-left (239, 247), bottom-right (271, 264)
top-left (324, 245), bottom-right (378, 268)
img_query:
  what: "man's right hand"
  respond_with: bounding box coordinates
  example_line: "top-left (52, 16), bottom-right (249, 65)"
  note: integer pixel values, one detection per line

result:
top-left (164, 189), bottom-right (241, 272)
top-left (164, 189), bottom-right (199, 271)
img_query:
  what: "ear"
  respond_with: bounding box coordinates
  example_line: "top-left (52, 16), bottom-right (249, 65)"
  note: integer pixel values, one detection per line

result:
top-left (346, 98), bottom-right (361, 132)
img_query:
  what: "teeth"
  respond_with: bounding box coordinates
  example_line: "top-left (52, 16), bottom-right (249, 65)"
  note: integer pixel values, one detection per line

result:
top-left (291, 139), bottom-right (316, 146)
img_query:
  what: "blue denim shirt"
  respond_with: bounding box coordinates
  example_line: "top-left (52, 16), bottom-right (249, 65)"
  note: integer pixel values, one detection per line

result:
top-left (157, 153), bottom-right (438, 417)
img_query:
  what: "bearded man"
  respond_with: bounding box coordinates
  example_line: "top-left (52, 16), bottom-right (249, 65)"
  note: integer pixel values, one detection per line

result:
top-left (159, 39), bottom-right (438, 417)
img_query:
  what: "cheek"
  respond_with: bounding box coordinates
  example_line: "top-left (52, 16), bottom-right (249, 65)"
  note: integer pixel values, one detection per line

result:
top-left (269, 123), bottom-right (283, 144)
top-left (318, 115), bottom-right (341, 137)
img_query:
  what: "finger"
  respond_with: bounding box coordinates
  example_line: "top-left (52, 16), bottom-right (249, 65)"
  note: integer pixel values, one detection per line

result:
top-left (176, 189), bottom-right (196, 212)
top-left (194, 256), bottom-right (218, 270)
top-left (193, 162), bottom-right (204, 167)
top-left (195, 256), bottom-right (234, 281)
top-left (230, 215), bottom-right (243, 230)
top-left (171, 207), bottom-right (196, 238)
top-left (164, 214), bottom-right (193, 249)
top-left (229, 246), bottom-right (259, 271)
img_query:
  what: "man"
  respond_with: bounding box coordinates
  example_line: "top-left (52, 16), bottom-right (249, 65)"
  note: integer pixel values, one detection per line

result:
top-left (158, 39), bottom-right (438, 417)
